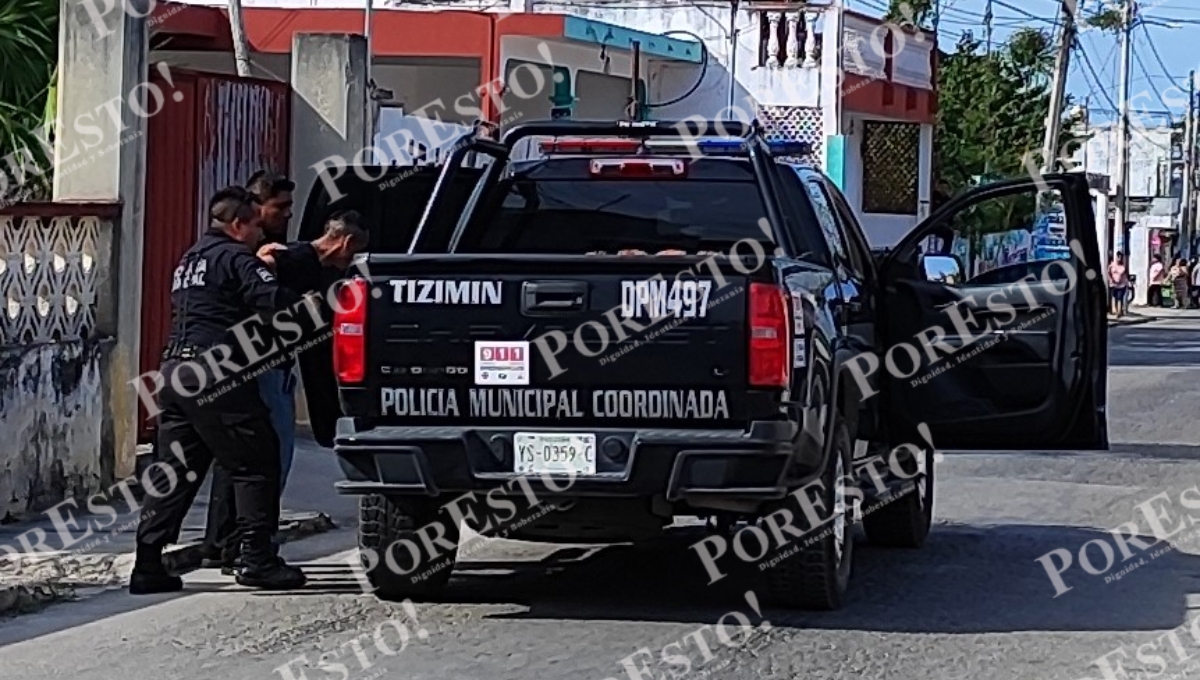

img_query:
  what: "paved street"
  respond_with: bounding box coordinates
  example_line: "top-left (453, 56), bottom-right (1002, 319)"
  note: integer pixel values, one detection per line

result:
top-left (4, 315), bottom-right (1200, 680)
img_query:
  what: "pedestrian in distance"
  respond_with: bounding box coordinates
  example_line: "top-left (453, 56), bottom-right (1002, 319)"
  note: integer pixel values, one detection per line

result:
top-left (1148, 254), bottom-right (1165, 308)
top-left (1169, 257), bottom-right (1190, 310)
top-left (199, 171), bottom-right (296, 574)
top-left (130, 186), bottom-right (307, 594)
top-left (1190, 257), bottom-right (1200, 309)
top-left (1108, 252), bottom-right (1129, 318)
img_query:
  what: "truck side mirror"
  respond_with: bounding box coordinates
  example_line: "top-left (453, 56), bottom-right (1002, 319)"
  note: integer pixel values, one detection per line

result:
top-left (922, 254), bottom-right (963, 283)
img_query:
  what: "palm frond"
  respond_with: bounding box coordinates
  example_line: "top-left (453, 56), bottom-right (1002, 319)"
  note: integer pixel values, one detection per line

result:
top-left (0, 0), bottom-right (58, 197)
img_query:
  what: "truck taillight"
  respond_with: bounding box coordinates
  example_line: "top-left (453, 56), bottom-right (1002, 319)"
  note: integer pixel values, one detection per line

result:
top-left (748, 282), bottom-right (791, 388)
top-left (333, 278), bottom-right (368, 384)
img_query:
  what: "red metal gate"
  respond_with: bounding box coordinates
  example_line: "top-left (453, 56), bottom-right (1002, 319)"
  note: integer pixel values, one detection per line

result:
top-left (139, 68), bottom-right (290, 441)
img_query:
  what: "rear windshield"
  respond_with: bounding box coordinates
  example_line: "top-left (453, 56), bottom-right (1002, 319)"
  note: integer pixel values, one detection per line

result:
top-left (456, 158), bottom-right (777, 255)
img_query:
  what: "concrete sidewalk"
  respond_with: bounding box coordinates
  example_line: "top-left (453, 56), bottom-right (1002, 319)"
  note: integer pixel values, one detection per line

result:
top-left (1109, 313), bottom-right (1153, 328)
top-left (1110, 306), bottom-right (1200, 328)
top-left (0, 433), bottom-right (354, 616)
top-left (1128, 306), bottom-right (1200, 320)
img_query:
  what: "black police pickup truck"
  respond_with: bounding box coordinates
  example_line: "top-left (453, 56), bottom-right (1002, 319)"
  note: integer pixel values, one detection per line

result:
top-left (301, 120), bottom-right (1109, 610)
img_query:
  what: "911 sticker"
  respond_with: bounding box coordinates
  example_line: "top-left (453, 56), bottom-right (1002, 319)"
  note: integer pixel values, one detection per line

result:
top-left (475, 341), bottom-right (530, 386)
top-left (621, 280), bottom-right (713, 319)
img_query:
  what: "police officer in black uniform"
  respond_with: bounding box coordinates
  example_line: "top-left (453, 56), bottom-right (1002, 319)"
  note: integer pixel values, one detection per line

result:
top-left (200, 210), bottom-right (369, 574)
top-left (131, 186), bottom-right (308, 594)
top-left (199, 171), bottom-right (297, 573)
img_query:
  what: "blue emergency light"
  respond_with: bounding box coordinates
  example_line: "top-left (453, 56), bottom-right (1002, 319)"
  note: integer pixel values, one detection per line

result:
top-left (646, 138), bottom-right (813, 157)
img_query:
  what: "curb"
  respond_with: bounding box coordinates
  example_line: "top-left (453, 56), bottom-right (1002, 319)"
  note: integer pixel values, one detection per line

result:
top-left (0, 512), bottom-right (336, 617)
top-left (1109, 317), bottom-right (1154, 328)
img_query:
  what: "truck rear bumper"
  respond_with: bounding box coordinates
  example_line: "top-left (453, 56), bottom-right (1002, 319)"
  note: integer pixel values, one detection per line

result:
top-left (332, 418), bottom-right (802, 502)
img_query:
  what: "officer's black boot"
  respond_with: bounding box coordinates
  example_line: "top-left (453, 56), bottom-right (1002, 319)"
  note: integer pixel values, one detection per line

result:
top-left (129, 544), bottom-right (183, 595)
top-left (235, 533), bottom-right (306, 590)
top-left (213, 543), bottom-right (244, 576)
top-left (222, 549), bottom-right (245, 577)
top-left (200, 538), bottom-right (243, 575)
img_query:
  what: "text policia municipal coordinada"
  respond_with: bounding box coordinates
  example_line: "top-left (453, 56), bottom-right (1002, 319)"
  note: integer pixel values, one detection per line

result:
top-left (380, 388), bottom-right (731, 420)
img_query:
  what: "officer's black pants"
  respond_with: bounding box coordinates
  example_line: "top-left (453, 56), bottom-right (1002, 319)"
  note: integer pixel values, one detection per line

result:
top-left (136, 361), bottom-right (281, 549)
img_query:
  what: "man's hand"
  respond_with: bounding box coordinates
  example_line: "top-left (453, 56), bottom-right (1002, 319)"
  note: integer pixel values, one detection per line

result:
top-left (257, 243), bottom-right (287, 270)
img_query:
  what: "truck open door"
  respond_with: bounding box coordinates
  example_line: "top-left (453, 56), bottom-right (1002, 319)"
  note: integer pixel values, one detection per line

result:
top-left (296, 163), bottom-right (484, 447)
top-left (877, 173), bottom-right (1108, 451)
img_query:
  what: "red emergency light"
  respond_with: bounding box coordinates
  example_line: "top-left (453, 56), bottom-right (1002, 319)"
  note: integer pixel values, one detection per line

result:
top-left (538, 139), bottom-right (643, 154)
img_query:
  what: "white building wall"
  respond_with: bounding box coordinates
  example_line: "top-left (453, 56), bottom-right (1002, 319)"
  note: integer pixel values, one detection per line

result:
top-left (166, 0), bottom-right (935, 248)
top-left (1076, 125), bottom-right (1174, 199)
top-left (533, 0), bottom-right (824, 116)
top-left (841, 112), bottom-right (935, 248)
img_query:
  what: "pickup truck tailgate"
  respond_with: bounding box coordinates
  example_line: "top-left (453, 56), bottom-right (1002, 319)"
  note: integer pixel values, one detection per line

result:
top-left (360, 254), bottom-right (769, 428)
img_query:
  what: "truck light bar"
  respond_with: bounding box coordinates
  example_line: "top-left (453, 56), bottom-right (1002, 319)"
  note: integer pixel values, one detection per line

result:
top-left (645, 139), bottom-right (814, 156)
top-left (536, 138), bottom-right (813, 157)
top-left (538, 139), bottom-right (643, 154)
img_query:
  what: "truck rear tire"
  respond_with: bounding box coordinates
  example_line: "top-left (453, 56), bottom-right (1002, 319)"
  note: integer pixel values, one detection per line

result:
top-left (359, 494), bottom-right (459, 601)
top-left (763, 417), bottom-right (855, 611)
top-left (862, 447), bottom-right (933, 548)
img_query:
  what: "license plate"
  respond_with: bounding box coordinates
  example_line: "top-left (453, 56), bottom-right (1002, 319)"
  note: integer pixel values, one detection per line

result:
top-left (514, 433), bottom-right (597, 476)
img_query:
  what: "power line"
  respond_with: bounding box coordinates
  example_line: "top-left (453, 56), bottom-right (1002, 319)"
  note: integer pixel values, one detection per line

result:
top-left (1138, 19), bottom-right (1179, 88)
top-left (1140, 15), bottom-right (1200, 25)
top-left (988, 0), bottom-right (1053, 23)
top-left (1075, 38), bottom-right (1119, 111)
top-left (1132, 31), bottom-right (1175, 118)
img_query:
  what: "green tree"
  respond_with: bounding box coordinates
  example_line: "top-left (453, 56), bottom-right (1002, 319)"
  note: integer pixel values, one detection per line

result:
top-left (1086, 0), bottom-right (1126, 34)
top-left (886, 0), bottom-right (935, 28)
top-left (934, 27), bottom-right (1077, 265)
top-left (936, 29), bottom-right (1059, 192)
top-left (0, 0), bottom-right (58, 199)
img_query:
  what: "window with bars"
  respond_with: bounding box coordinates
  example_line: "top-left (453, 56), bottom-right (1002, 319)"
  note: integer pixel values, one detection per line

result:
top-left (861, 121), bottom-right (920, 214)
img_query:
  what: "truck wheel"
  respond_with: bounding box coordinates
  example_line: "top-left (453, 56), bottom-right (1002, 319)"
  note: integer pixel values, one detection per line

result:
top-left (358, 494), bottom-right (459, 601)
top-left (763, 417), bottom-right (855, 611)
top-left (862, 446), bottom-right (933, 548)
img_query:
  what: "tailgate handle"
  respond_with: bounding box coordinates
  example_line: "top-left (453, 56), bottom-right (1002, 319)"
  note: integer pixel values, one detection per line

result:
top-left (522, 281), bottom-right (588, 315)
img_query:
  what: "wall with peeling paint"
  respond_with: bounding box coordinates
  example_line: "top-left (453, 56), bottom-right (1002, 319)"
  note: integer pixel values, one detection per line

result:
top-left (0, 341), bottom-right (111, 518)
top-left (0, 208), bottom-right (120, 519)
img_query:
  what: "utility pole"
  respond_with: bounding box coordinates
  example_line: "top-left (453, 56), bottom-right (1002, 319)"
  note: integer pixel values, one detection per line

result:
top-left (1112, 0), bottom-right (1135, 256)
top-left (1182, 70), bottom-right (1196, 257)
top-left (227, 0), bottom-right (252, 77)
top-left (364, 0), bottom-right (375, 160)
top-left (628, 40), bottom-right (642, 121)
top-left (984, 0), bottom-right (993, 54)
top-left (1040, 0), bottom-right (1075, 174)
top-left (727, 0), bottom-right (739, 119)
